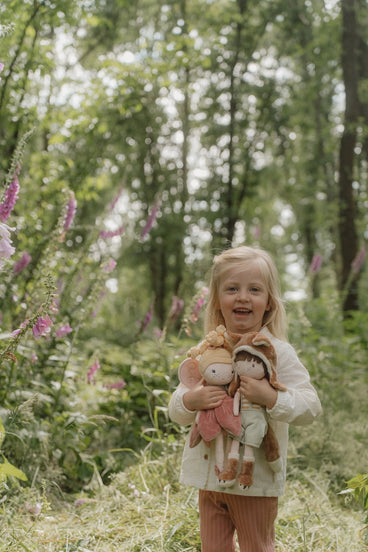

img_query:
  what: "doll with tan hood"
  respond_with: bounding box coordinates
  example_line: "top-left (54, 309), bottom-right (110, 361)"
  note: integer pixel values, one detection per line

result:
top-left (217, 331), bottom-right (287, 490)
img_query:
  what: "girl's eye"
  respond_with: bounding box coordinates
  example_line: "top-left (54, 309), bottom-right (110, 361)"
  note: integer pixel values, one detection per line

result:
top-left (228, 286), bottom-right (238, 292)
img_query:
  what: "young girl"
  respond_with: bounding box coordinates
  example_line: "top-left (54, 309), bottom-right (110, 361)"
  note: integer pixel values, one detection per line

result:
top-left (168, 245), bottom-right (322, 552)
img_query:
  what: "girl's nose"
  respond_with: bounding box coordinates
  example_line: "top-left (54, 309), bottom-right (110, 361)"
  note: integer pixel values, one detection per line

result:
top-left (237, 287), bottom-right (249, 301)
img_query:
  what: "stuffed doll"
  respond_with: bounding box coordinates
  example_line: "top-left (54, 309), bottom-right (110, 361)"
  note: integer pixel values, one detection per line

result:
top-left (217, 331), bottom-right (287, 490)
top-left (178, 325), bottom-right (241, 478)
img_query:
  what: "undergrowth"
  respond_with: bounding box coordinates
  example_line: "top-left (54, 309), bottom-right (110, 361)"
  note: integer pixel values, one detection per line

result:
top-left (0, 438), bottom-right (367, 552)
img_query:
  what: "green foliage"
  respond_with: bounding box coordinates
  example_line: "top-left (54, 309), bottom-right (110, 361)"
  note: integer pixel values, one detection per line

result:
top-left (0, 418), bottom-right (27, 484)
top-left (341, 474), bottom-right (368, 543)
top-left (0, 3), bottom-right (368, 549)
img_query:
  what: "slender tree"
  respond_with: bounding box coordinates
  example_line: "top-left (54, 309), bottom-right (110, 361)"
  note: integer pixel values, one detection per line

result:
top-left (338, 0), bottom-right (360, 313)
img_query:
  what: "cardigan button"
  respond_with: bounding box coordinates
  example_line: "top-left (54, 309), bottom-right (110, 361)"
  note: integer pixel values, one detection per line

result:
top-left (204, 454), bottom-right (208, 460)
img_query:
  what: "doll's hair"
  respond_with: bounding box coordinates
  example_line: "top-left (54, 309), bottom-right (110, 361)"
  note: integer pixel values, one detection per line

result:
top-left (204, 246), bottom-right (287, 341)
top-left (234, 350), bottom-right (268, 378)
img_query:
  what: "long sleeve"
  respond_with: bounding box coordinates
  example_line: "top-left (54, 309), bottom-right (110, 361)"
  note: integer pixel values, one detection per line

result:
top-left (265, 333), bottom-right (322, 426)
top-left (168, 383), bottom-right (197, 426)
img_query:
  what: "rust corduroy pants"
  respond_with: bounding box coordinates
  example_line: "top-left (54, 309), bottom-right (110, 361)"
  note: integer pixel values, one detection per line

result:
top-left (198, 490), bottom-right (278, 552)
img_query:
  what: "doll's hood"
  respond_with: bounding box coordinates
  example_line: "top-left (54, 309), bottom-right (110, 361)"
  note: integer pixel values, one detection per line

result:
top-left (231, 331), bottom-right (287, 391)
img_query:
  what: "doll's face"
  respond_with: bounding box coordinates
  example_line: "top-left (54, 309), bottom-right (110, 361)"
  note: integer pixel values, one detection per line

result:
top-left (234, 356), bottom-right (265, 380)
top-left (202, 363), bottom-right (234, 385)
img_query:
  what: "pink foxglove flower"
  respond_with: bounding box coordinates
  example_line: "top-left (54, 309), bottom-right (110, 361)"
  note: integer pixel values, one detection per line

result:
top-left (141, 199), bottom-right (160, 239)
top-left (13, 251), bottom-right (31, 275)
top-left (109, 183), bottom-right (125, 212)
top-left (308, 254), bottom-right (323, 274)
top-left (0, 222), bottom-right (15, 267)
top-left (351, 245), bottom-right (366, 274)
top-left (190, 287), bottom-right (209, 323)
top-left (103, 380), bottom-right (126, 390)
top-left (55, 324), bottom-right (73, 338)
top-left (99, 226), bottom-right (124, 238)
top-left (0, 166), bottom-right (20, 222)
top-left (32, 315), bottom-right (53, 340)
top-left (63, 191), bottom-right (77, 231)
top-left (87, 360), bottom-right (100, 385)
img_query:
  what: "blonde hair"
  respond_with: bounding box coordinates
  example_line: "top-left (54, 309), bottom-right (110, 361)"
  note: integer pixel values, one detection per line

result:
top-left (204, 246), bottom-right (288, 341)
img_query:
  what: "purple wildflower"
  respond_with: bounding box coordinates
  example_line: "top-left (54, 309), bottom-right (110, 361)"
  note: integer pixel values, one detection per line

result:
top-left (0, 222), bottom-right (15, 267)
top-left (55, 324), bottom-right (73, 338)
top-left (168, 295), bottom-right (184, 321)
top-left (253, 226), bottom-right (261, 239)
top-left (103, 380), bottom-right (126, 390)
top-left (0, 166), bottom-right (20, 222)
top-left (74, 498), bottom-right (89, 507)
top-left (12, 319), bottom-right (29, 337)
top-left (309, 254), bottom-right (323, 274)
top-left (49, 298), bottom-right (59, 315)
top-left (103, 258), bottom-right (116, 273)
top-left (92, 290), bottom-right (106, 318)
top-left (13, 251), bottom-right (31, 275)
top-left (190, 287), bottom-right (209, 323)
top-left (109, 183), bottom-right (125, 212)
top-left (99, 226), bottom-right (124, 239)
top-left (32, 315), bottom-right (53, 340)
top-left (141, 199), bottom-right (160, 239)
top-left (63, 191), bottom-right (77, 231)
top-left (351, 245), bottom-right (366, 274)
top-left (87, 360), bottom-right (100, 385)
top-left (141, 304), bottom-right (153, 332)
top-left (24, 502), bottom-right (42, 516)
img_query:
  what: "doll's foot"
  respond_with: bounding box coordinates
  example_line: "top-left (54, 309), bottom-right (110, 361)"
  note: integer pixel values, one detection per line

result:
top-left (268, 457), bottom-right (282, 473)
top-left (217, 458), bottom-right (239, 487)
top-left (238, 460), bottom-right (254, 490)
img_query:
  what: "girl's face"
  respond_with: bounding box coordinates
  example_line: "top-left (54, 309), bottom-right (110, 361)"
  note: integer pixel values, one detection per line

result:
top-left (218, 260), bottom-right (270, 334)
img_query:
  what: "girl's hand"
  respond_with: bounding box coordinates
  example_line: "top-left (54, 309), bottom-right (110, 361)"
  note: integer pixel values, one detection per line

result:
top-left (183, 383), bottom-right (227, 412)
top-left (239, 376), bottom-right (277, 410)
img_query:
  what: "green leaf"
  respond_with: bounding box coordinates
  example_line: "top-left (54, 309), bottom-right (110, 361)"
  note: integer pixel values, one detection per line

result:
top-left (0, 418), bottom-right (5, 448)
top-left (0, 462), bottom-right (28, 481)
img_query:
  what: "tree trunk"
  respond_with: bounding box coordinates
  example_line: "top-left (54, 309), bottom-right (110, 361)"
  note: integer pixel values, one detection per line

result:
top-left (337, 0), bottom-right (360, 313)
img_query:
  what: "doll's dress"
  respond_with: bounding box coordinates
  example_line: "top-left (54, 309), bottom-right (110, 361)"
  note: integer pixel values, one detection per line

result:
top-left (189, 388), bottom-right (241, 448)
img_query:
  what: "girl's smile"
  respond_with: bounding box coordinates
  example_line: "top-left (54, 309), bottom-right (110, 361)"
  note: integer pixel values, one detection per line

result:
top-left (218, 261), bottom-right (270, 334)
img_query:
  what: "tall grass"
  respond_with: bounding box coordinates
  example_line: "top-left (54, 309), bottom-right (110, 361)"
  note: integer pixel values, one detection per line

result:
top-left (1, 298), bottom-right (367, 550)
top-left (0, 440), bottom-right (367, 551)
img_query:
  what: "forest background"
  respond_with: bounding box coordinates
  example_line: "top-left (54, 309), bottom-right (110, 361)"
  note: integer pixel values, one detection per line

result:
top-left (0, 0), bottom-right (367, 550)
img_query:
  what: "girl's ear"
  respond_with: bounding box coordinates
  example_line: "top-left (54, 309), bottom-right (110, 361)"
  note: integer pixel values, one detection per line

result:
top-left (178, 358), bottom-right (202, 388)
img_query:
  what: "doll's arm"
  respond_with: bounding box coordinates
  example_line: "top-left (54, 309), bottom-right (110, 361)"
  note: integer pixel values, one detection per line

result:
top-left (233, 390), bottom-right (241, 415)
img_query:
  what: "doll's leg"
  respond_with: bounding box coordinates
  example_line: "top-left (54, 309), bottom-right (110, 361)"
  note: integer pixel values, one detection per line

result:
top-left (215, 432), bottom-right (225, 473)
top-left (238, 445), bottom-right (255, 489)
top-left (217, 438), bottom-right (240, 487)
top-left (263, 424), bottom-right (282, 473)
